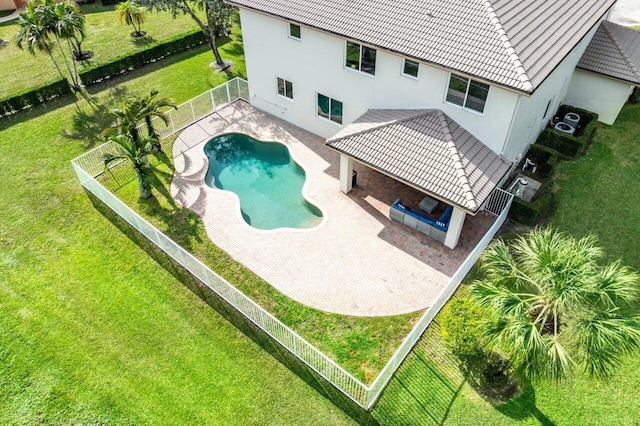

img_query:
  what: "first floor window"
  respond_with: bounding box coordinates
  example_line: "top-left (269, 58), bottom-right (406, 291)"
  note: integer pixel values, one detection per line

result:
top-left (402, 59), bottom-right (419, 78)
top-left (345, 41), bottom-right (376, 75)
top-left (446, 73), bottom-right (489, 113)
top-left (317, 93), bottom-right (343, 124)
top-left (289, 23), bottom-right (301, 39)
top-left (277, 77), bottom-right (293, 99)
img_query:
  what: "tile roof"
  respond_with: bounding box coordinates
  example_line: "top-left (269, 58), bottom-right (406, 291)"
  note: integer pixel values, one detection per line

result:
top-left (577, 21), bottom-right (640, 85)
top-left (227, 0), bottom-right (615, 93)
top-left (325, 110), bottom-right (511, 213)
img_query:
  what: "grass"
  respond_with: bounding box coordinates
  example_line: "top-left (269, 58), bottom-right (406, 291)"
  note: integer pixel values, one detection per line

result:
top-left (0, 3), bottom-right (205, 97)
top-left (371, 104), bottom-right (640, 425)
top-left (0, 32), bottom-right (357, 425)
top-left (550, 103), bottom-right (640, 270)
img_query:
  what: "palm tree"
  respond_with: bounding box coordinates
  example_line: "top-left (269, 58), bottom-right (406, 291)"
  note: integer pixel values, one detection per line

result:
top-left (116, 0), bottom-right (147, 38)
top-left (472, 227), bottom-right (640, 381)
top-left (107, 96), bottom-right (145, 144)
top-left (15, 2), bottom-right (67, 84)
top-left (101, 134), bottom-right (155, 198)
top-left (54, 0), bottom-right (89, 62)
top-left (137, 90), bottom-right (175, 152)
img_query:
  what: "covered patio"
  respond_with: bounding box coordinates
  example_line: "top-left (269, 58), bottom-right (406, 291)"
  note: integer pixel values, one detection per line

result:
top-left (326, 109), bottom-right (511, 249)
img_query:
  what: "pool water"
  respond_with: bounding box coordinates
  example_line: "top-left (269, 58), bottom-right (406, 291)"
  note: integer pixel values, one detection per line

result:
top-left (204, 133), bottom-right (323, 230)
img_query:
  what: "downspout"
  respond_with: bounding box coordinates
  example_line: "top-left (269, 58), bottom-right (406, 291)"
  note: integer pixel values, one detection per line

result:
top-left (501, 94), bottom-right (522, 162)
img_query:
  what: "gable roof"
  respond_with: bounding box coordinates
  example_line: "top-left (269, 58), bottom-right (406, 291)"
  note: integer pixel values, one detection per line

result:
top-left (325, 110), bottom-right (511, 213)
top-left (227, 0), bottom-right (615, 94)
top-left (577, 21), bottom-right (640, 85)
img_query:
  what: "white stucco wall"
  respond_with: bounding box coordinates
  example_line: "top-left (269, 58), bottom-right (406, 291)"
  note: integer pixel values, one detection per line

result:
top-left (564, 70), bottom-right (633, 125)
top-left (501, 20), bottom-right (604, 162)
top-left (239, 8), bottom-right (519, 156)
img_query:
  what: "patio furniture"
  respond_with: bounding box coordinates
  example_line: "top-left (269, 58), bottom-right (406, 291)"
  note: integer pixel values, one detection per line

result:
top-left (418, 195), bottom-right (438, 213)
top-left (390, 199), bottom-right (453, 244)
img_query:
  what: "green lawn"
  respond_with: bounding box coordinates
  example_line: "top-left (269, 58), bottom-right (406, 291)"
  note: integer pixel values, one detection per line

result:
top-left (372, 104), bottom-right (640, 425)
top-left (0, 3), bottom-right (204, 97)
top-left (0, 39), bottom-right (356, 425)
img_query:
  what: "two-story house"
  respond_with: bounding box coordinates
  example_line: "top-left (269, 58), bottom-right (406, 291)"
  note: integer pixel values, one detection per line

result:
top-left (224, 0), bottom-right (636, 248)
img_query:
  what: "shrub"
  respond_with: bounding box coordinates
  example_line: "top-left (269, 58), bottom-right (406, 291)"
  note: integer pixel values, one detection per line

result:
top-left (79, 29), bottom-right (205, 85)
top-left (538, 105), bottom-right (598, 157)
top-left (439, 297), bottom-right (487, 359)
top-left (0, 79), bottom-right (72, 117)
top-left (508, 178), bottom-right (554, 225)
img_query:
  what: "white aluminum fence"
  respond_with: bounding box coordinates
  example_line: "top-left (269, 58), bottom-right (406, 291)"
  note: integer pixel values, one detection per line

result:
top-left (71, 80), bottom-right (514, 409)
top-left (71, 161), bottom-right (369, 405)
top-left (363, 191), bottom-right (513, 408)
top-left (73, 78), bottom-right (249, 179)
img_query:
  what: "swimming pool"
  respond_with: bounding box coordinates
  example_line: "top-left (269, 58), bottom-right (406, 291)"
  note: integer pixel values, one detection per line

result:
top-left (204, 133), bottom-right (323, 230)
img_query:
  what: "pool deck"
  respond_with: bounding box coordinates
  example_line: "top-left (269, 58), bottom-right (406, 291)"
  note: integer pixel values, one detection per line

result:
top-left (171, 101), bottom-right (497, 316)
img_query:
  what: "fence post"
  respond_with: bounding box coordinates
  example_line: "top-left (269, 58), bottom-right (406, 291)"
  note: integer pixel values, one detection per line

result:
top-left (190, 99), bottom-right (196, 121)
top-left (210, 88), bottom-right (216, 110)
top-left (235, 78), bottom-right (240, 102)
top-left (226, 82), bottom-right (231, 104)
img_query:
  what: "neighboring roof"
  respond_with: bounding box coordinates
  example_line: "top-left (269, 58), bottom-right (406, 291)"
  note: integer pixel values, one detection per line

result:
top-left (325, 110), bottom-right (511, 213)
top-left (226, 0), bottom-right (615, 93)
top-left (577, 21), bottom-right (640, 85)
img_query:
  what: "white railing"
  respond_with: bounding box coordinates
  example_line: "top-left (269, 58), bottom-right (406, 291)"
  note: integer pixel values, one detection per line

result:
top-left (481, 187), bottom-right (513, 216)
top-left (71, 81), bottom-right (514, 409)
top-left (363, 189), bottom-right (513, 409)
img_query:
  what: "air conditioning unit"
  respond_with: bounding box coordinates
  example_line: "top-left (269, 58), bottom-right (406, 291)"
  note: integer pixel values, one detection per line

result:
top-left (563, 112), bottom-right (580, 128)
top-left (554, 121), bottom-right (575, 135)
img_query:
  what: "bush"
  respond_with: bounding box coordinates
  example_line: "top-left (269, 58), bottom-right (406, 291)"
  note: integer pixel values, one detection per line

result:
top-left (630, 87), bottom-right (640, 104)
top-left (439, 297), bottom-right (487, 359)
top-left (538, 105), bottom-right (598, 157)
top-left (79, 29), bottom-right (205, 85)
top-left (0, 79), bottom-right (72, 117)
top-left (519, 143), bottom-right (558, 179)
top-left (508, 178), bottom-right (554, 225)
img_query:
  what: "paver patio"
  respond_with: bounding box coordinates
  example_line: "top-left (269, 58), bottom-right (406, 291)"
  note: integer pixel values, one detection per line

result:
top-left (171, 101), bottom-right (496, 316)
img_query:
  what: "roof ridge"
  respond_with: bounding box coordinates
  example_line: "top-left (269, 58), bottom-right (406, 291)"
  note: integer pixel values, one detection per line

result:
top-left (481, 0), bottom-right (534, 92)
top-left (326, 109), bottom-right (434, 143)
top-left (436, 111), bottom-right (478, 211)
top-left (601, 21), bottom-right (640, 82)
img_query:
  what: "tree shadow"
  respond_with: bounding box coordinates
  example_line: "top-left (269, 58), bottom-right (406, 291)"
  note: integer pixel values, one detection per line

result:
top-left (132, 34), bottom-right (156, 47)
top-left (497, 383), bottom-right (556, 425)
top-left (61, 86), bottom-right (131, 147)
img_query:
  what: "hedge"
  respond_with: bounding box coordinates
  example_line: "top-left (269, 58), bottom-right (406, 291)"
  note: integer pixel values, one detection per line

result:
top-left (537, 105), bottom-right (598, 158)
top-left (0, 79), bottom-right (72, 118)
top-left (519, 143), bottom-right (558, 179)
top-left (79, 29), bottom-right (206, 85)
top-left (508, 178), bottom-right (554, 225)
top-left (0, 29), bottom-right (205, 120)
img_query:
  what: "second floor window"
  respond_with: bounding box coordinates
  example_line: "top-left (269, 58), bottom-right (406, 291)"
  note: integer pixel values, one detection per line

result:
top-left (345, 41), bottom-right (376, 75)
top-left (289, 23), bottom-right (301, 39)
top-left (277, 77), bottom-right (293, 99)
top-left (402, 59), bottom-right (419, 78)
top-left (446, 73), bottom-right (489, 113)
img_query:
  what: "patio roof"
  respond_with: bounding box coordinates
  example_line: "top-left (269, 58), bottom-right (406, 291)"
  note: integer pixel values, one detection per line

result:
top-left (325, 109), bottom-right (511, 214)
top-left (578, 21), bottom-right (640, 85)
